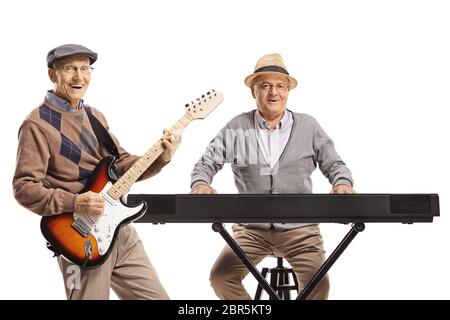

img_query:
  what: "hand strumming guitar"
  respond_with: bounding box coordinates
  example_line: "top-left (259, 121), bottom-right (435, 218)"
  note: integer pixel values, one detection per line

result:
top-left (75, 191), bottom-right (105, 216)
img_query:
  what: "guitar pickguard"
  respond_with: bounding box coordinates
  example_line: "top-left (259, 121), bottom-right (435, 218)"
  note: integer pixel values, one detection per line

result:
top-left (73, 182), bottom-right (145, 255)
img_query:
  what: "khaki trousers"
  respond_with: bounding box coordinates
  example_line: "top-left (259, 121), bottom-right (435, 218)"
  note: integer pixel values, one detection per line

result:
top-left (59, 225), bottom-right (169, 300)
top-left (210, 224), bottom-right (329, 300)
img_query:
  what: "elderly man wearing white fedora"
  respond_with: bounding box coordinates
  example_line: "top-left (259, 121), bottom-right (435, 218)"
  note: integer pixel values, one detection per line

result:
top-left (190, 53), bottom-right (355, 300)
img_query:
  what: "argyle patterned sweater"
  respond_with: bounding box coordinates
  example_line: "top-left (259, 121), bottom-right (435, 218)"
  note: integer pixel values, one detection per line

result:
top-left (13, 97), bottom-right (168, 216)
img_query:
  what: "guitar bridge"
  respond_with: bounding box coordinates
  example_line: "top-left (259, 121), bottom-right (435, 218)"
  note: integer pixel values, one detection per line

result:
top-left (72, 218), bottom-right (91, 237)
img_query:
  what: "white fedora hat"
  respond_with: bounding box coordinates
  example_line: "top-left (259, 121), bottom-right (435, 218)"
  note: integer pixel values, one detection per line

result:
top-left (244, 53), bottom-right (297, 89)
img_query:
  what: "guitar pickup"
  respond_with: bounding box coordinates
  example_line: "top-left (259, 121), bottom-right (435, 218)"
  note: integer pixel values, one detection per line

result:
top-left (72, 218), bottom-right (91, 237)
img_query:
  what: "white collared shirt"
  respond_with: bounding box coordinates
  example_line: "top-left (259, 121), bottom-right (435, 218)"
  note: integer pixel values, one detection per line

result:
top-left (254, 110), bottom-right (293, 170)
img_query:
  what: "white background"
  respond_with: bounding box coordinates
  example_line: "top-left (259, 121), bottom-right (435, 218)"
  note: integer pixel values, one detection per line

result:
top-left (0, 0), bottom-right (449, 300)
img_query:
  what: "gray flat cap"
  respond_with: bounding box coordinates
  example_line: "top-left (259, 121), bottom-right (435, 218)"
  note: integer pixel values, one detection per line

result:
top-left (47, 44), bottom-right (97, 68)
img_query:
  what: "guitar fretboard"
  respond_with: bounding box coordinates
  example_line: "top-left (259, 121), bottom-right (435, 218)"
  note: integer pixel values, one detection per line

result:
top-left (107, 114), bottom-right (192, 200)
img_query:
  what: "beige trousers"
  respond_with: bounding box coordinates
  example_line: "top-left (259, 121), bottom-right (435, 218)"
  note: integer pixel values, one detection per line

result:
top-left (58, 225), bottom-right (169, 300)
top-left (210, 224), bottom-right (329, 300)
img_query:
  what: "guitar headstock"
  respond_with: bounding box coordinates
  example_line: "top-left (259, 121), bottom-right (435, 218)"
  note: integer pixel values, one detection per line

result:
top-left (184, 90), bottom-right (224, 120)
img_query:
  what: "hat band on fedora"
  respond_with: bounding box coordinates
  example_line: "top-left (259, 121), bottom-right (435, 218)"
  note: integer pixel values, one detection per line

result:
top-left (254, 65), bottom-right (289, 75)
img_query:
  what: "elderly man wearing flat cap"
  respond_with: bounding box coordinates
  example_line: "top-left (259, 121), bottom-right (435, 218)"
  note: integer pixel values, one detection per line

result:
top-left (13, 44), bottom-right (180, 299)
top-left (190, 53), bottom-right (355, 300)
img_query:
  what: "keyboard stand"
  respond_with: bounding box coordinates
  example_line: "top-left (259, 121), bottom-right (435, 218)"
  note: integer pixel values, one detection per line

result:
top-left (211, 221), bottom-right (365, 300)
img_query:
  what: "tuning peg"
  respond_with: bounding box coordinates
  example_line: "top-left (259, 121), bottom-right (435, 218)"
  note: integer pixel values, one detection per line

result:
top-left (185, 103), bottom-right (189, 108)
top-left (201, 95), bottom-right (205, 98)
top-left (207, 91), bottom-right (211, 95)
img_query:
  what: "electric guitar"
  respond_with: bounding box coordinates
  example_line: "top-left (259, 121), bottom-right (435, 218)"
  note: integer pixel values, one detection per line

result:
top-left (41, 90), bottom-right (224, 268)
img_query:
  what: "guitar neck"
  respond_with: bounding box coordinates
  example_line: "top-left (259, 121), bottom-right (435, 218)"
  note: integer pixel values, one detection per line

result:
top-left (107, 114), bottom-right (193, 200)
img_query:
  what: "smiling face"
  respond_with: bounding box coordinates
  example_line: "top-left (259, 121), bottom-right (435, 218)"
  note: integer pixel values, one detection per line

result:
top-left (48, 55), bottom-right (91, 110)
top-left (251, 73), bottom-right (290, 125)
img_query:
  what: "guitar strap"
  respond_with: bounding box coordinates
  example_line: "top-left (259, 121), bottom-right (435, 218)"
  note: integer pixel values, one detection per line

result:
top-left (85, 107), bottom-right (120, 159)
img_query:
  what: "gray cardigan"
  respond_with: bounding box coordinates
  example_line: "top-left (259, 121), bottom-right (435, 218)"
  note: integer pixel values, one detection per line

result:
top-left (190, 110), bottom-right (353, 230)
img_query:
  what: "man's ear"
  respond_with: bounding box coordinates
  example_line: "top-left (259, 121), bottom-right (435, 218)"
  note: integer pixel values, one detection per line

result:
top-left (251, 85), bottom-right (256, 99)
top-left (48, 68), bottom-right (56, 83)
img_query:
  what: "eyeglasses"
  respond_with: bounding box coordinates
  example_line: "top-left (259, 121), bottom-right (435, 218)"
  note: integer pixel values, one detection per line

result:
top-left (58, 65), bottom-right (94, 74)
top-left (255, 82), bottom-right (289, 93)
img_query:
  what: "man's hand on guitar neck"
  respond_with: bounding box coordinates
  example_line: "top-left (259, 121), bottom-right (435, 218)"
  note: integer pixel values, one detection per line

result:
top-left (160, 128), bottom-right (182, 162)
top-left (75, 191), bottom-right (105, 216)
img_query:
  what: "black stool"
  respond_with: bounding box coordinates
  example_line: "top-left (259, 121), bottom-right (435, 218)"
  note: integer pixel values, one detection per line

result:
top-left (254, 257), bottom-right (299, 300)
